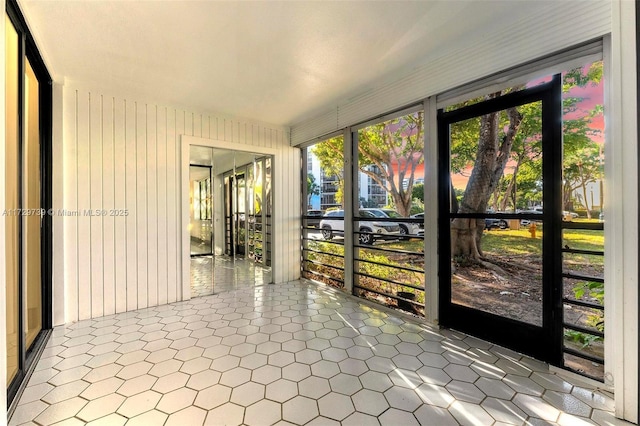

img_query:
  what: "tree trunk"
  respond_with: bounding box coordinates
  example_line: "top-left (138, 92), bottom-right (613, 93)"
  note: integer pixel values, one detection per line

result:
top-left (578, 164), bottom-right (592, 219)
top-left (451, 104), bottom-right (522, 260)
top-left (451, 111), bottom-right (499, 259)
top-left (501, 156), bottom-right (522, 212)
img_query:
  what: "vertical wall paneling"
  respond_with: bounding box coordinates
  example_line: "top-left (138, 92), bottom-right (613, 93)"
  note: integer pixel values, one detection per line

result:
top-left (175, 110), bottom-right (185, 300)
top-left (185, 112), bottom-right (193, 139)
top-left (77, 91), bottom-right (92, 320)
top-left (62, 84), bottom-right (293, 321)
top-left (52, 83), bottom-right (65, 326)
top-left (147, 105), bottom-right (158, 308)
top-left (63, 88), bottom-right (78, 322)
top-left (194, 114), bottom-right (202, 138)
top-left (125, 100), bottom-right (138, 311)
top-left (113, 99), bottom-right (127, 313)
top-left (102, 97), bottom-right (115, 316)
top-left (225, 119), bottom-right (233, 142)
top-left (136, 103), bottom-right (148, 309)
top-left (90, 94), bottom-right (104, 318)
top-left (181, 139), bottom-right (190, 299)
top-left (166, 109), bottom-right (178, 304)
top-left (156, 107), bottom-right (168, 306)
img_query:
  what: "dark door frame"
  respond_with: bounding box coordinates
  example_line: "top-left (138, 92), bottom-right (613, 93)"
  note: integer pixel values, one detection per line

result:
top-left (437, 75), bottom-right (563, 364)
top-left (6, 0), bottom-right (53, 409)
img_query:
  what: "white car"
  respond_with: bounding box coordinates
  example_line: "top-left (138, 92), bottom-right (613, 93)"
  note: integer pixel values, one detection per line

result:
top-left (520, 208), bottom-right (574, 224)
top-left (319, 209), bottom-right (401, 245)
top-left (361, 208), bottom-right (421, 237)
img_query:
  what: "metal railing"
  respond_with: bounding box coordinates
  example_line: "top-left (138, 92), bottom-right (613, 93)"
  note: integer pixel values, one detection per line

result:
top-left (561, 220), bottom-right (605, 381)
top-left (301, 216), bottom-right (345, 289)
top-left (352, 216), bottom-right (425, 316)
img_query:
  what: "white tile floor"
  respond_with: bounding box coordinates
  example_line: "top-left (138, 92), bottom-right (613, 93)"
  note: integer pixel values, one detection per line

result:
top-left (10, 281), bottom-right (630, 426)
top-left (190, 256), bottom-right (272, 298)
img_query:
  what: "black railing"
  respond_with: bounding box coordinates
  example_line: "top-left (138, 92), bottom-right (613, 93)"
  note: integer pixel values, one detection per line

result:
top-left (353, 216), bottom-right (425, 316)
top-left (301, 215), bottom-right (345, 289)
top-left (561, 220), bottom-right (605, 381)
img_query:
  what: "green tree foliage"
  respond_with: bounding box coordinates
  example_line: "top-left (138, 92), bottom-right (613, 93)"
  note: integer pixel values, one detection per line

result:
top-left (563, 143), bottom-right (603, 217)
top-left (311, 114), bottom-right (424, 216)
top-left (449, 62), bottom-right (603, 258)
top-left (357, 113), bottom-right (424, 217)
top-left (311, 136), bottom-right (345, 206)
top-left (307, 173), bottom-right (320, 207)
top-left (412, 183), bottom-right (424, 203)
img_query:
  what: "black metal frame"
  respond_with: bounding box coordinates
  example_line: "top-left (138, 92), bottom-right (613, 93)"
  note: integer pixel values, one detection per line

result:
top-left (437, 76), bottom-right (563, 364)
top-left (6, 0), bottom-right (53, 410)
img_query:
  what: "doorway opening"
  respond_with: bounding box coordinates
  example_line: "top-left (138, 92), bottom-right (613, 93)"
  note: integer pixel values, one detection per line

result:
top-left (188, 145), bottom-right (273, 298)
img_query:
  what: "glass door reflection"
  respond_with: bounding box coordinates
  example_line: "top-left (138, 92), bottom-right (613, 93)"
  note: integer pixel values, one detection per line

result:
top-left (189, 165), bottom-right (213, 256)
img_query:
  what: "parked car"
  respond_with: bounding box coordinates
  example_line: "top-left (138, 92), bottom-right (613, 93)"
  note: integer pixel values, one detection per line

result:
top-left (361, 208), bottom-right (420, 237)
top-left (411, 212), bottom-right (424, 236)
top-left (319, 209), bottom-right (401, 245)
top-left (599, 211), bottom-right (604, 222)
top-left (485, 218), bottom-right (508, 230)
top-left (519, 209), bottom-right (543, 226)
top-left (305, 209), bottom-right (324, 228)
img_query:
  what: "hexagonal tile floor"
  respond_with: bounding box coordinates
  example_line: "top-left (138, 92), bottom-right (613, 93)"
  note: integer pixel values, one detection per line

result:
top-left (190, 256), bottom-right (271, 298)
top-left (10, 281), bottom-right (629, 426)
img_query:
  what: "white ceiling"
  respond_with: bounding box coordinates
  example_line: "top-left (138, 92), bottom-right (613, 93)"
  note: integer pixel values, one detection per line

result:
top-left (20, 0), bottom-right (540, 127)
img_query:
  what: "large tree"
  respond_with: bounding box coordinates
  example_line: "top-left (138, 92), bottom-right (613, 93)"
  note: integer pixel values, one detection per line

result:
top-left (312, 136), bottom-right (345, 206)
top-left (563, 143), bottom-right (603, 217)
top-left (450, 62), bottom-right (603, 261)
top-left (312, 113), bottom-right (424, 216)
top-left (450, 102), bottom-right (523, 259)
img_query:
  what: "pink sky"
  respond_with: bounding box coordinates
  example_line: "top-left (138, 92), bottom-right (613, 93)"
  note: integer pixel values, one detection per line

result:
top-left (386, 66), bottom-right (605, 189)
top-left (565, 80), bottom-right (604, 143)
top-left (448, 69), bottom-right (605, 188)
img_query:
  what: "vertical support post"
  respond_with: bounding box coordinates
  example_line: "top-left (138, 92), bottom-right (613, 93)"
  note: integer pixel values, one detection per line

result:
top-left (542, 74), bottom-right (564, 366)
top-left (343, 129), bottom-right (354, 294)
top-left (607, 0), bottom-right (639, 419)
top-left (424, 98), bottom-right (439, 323)
top-left (300, 149), bottom-right (308, 277)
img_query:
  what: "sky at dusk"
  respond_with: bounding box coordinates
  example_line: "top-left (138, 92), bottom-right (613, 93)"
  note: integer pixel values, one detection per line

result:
top-left (384, 62), bottom-right (605, 192)
top-left (565, 79), bottom-right (605, 143)
top-left (448, 64), bottom-right (605, 189)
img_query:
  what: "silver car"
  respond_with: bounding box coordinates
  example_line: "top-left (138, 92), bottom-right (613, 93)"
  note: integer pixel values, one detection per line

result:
top-left (361, 208), bottom-right (421, 238)
top-left (319, 209), bottom-right (401, 245)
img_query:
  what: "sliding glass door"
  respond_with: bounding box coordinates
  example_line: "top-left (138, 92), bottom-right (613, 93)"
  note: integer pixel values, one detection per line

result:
top-left (6, 12), bottom-right (20, 388)
top-left (5, 2), bottom-right (52, 406)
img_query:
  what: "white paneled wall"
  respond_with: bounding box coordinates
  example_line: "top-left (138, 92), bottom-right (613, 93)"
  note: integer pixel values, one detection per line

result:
top-left (59, 83), bottom-right (297, 323)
